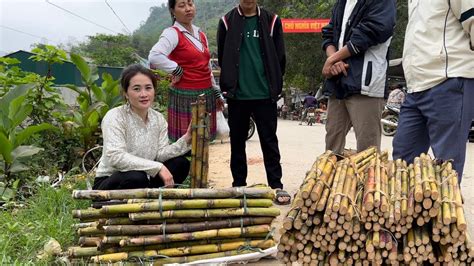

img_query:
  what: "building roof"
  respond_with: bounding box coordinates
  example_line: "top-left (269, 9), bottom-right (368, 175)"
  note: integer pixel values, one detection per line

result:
top-left (3, 50), bottom-right (123, 86)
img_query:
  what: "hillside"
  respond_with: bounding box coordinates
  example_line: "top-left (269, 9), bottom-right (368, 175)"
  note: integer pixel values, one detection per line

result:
top-left (132, 0), bottom-right (238, 57)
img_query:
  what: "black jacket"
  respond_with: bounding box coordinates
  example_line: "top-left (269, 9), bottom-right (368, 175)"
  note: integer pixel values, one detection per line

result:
top-left (322, 0), bottom-right (396, 99)
top-left (217, 5), bottom-right (286, 102)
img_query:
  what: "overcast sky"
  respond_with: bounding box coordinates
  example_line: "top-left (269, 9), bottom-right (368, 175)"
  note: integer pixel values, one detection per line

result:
top-left (0, 0), bottom-right (167, 55)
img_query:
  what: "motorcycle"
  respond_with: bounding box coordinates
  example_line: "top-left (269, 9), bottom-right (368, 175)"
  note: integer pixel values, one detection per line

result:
top-left (381, 104), bottom-right (400, 136)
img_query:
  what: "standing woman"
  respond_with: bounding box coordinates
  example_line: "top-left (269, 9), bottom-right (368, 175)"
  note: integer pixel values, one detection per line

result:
top-left (149, 0), bottom-right (223, 142)
top-left (93, 64), bottom-right (191, 190)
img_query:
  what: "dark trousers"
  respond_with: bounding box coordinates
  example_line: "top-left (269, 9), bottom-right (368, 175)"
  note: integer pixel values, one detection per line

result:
top-left (93, 156), bottom-right (190, 190)
top-left (393, 78), bottom-right (474, 182)
top-left (227, 99), bottom-right (283, 189)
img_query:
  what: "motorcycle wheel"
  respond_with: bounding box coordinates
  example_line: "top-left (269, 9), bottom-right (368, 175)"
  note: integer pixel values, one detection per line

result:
top-left (381, 114), bottom-right (398, 137)
top-left (247, 117), bottom-right (256, 140)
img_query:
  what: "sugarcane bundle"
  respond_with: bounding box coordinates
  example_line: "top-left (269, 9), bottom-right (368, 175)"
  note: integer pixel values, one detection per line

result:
top-left (69, 187), bottom-right (278, 264)
top-left (277, 148), bottom-right (474, 265)
top-left (190, 94), bottom-right (210, 188)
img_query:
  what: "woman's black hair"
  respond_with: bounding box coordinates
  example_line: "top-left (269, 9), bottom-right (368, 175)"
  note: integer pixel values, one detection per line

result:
top-left (120, 64), bottom-right (157, 92)
top-left (168, 0), bottom-right (176, 23)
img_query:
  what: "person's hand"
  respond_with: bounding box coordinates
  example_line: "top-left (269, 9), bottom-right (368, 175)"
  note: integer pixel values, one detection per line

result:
top-left (330, 61), bottom-right (349, 77)
top-left (171, 74), bottom-right (182, 86)
top-left (322, 57), bottom-right (336, 78)
top-left (157, 165), bottom-right (174, 187)
top-left (216, 98), bottom-right (225, 111)
top-left (183, 123), bottom-right (192, 144)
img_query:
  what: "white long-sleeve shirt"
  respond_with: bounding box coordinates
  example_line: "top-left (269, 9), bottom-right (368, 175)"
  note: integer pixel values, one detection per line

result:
top-left (403, 0), bottom-right (474, 93)
top-left (95, 105), bottom-right (190, 178)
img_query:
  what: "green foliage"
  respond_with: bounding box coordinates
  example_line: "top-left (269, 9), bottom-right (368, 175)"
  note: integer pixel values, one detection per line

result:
top-left (0, 84), bottom-right (56, 189)
top-left (64, 53), bottom-right (123, 151)
top-left (27, 45), bottom-right (69, 124)
top-left (0, 182), bottom-right (89, 264)
top-left (73, 34), bottom-right (138, 67)
top-left (0, 58), bottom-right (38, 95)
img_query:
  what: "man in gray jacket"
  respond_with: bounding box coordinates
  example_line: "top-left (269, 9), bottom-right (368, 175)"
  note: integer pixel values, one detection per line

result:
top-left (393, 0), bottom-right (474, 182)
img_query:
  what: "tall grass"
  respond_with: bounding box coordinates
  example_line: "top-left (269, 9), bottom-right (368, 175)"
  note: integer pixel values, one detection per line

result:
top-left (0, 183), bottom-right (89, 264)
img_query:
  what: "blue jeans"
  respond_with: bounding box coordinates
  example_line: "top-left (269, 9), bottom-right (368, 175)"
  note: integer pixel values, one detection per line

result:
top-left (393, 78), bottom-right (474, 182)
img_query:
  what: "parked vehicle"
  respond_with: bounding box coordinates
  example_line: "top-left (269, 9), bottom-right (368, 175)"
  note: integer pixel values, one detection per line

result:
top-left (381, 104), bottom-right (400, 136)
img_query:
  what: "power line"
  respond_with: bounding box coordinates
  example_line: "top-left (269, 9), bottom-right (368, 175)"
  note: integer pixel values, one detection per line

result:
top-left (45, 0), bottom-right (120, 34)
top-left (0, 25), bottom-right (57, 44)
top-left (104, 0), bottom-right (132, 34)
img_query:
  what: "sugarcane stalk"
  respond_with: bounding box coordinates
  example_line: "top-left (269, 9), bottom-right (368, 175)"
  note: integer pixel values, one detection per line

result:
top-left (332, 159), bottom-right (350, 213)
top-left (441, 164), bottom-right (452, 225)
top-left (92, 239), bottom-right (275, 263)
top-left (316, 167), bottom-right (336, 212)
top-left (190, 103), bottom-right (198, 188)
top-left (99, 217), bottom-right (274, 236)
top-left (374, 155), bottom-right (381, 208)
top-left (364, 160), bottom-right (376, 212)
top-left (194, 96), bottom-right (206, 188)
top-left (413, 157), bottom-right (423, 202)
top-left (120, 225), bottom-right (271, 247)
top-left (129, 207), bottom-right (280, 221)
top-left (73, 187), bottom-right (276, 200)
top-left (340, 166), bottom-right (356, 215)
top-left (69, 238), bottom-right (263, 257)
top-left (72, 209), bottom-right (127, 220)
top-left (300, 154), bottom-right (329, 200)
top-left (201, 113), bottom-right (210, 188)
top-left (401, 161), bottom-right (408, 218)
top-left (100, 199), bottom-right (273, 214)
top-left (149, 250), bottom-right (255, 264)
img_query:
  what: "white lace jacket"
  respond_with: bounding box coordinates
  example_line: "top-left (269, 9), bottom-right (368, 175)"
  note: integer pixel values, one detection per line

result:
top-left (95, 105), bottom-right (190, 178)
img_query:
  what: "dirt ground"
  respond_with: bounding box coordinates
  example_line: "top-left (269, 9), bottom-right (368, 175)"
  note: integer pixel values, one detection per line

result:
top-left (207, 118), bottom-right (474, 265)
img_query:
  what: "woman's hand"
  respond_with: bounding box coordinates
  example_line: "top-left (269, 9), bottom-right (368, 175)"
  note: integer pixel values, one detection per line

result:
top-left (157, 165), bottom-right (174, 187)
top-left (183, 123), bottom-right (192, 144)
top-left (171, 75), bottom-right (182, 86)
top-left (216, 98), bottom-right (225, 111)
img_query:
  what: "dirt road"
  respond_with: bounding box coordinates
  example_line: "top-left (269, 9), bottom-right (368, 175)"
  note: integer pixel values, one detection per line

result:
top-left (207, 118), bottom-right (474, 264)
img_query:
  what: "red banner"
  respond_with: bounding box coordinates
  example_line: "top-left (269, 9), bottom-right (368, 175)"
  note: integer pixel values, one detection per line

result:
top-left (281, 19), bottom-right (330, 33)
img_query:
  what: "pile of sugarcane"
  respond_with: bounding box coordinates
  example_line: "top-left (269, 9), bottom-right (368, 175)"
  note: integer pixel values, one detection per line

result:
top-left (68, 187), bottom-right (279, 264)
top-left (190, 94), bottom-right (210, 188)
top-left (278, 147), bottom-right (474, 265)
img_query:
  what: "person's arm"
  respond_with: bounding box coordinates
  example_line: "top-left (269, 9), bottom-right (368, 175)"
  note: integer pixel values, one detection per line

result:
top-left (217, 17), bottom-right (227, 68)
top-left (148, 28), bottom-right (183, 77)
top-left (451, 0), bottom-right (474, 49)
top-left (273, 16), bottom-right (286, 76)
top-left (102, 111), bottom-right (162, 177)
top-left (154, 115), bottom-right (191, 163)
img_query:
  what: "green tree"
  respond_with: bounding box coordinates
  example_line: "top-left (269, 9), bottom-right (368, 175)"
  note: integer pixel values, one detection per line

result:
top-left (74, 34), bottom-right (138, 67)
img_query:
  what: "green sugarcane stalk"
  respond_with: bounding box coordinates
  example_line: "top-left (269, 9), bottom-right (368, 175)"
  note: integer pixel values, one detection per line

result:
top-left (120, 225), bottom-right (272, 247)
top-left (95, 217), bottom-right (274, 236)
top-left (101, 199), bottom-right (273, 214)
top-left (129, 207), bottom-right (280, 221)
top-left (91, 239), bottom-right (274, 263)
top-left (72, 187), bottom-right (275, 200)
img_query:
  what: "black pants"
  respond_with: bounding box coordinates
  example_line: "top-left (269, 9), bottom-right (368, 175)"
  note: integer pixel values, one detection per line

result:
top-left (93, 156), bottom-right (190, 190)
top-left (227, 99), bottom-right (283, 189)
